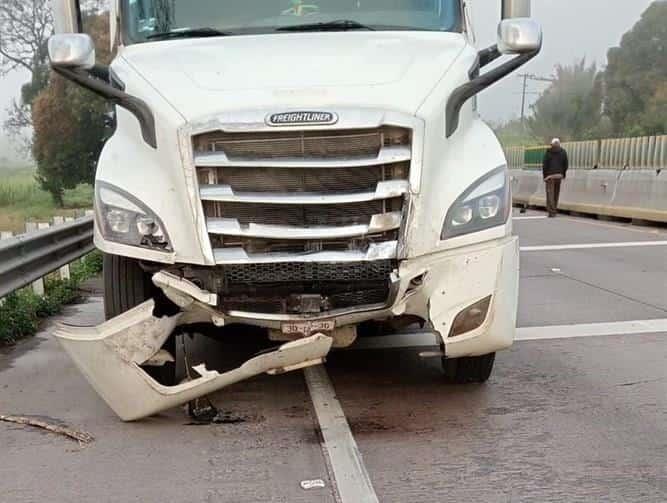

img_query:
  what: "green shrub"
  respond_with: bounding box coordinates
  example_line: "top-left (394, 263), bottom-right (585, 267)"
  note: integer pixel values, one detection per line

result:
top-left (0, 251), bottom-right (103, 346)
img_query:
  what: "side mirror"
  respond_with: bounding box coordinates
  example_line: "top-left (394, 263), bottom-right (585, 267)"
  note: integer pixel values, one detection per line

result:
top-left (48, 34), bottom-right (96, 69)
top-left (49, 34), bottom-right (157, 149)
top-left (497, 18), bottom-right (543, 54)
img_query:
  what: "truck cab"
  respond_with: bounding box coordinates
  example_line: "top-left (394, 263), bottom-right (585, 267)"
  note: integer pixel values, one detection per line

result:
top-left (49, 0), bottom-right (542, 420)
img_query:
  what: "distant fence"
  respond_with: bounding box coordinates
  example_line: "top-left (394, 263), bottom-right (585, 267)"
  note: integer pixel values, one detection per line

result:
top-left (506, 135), bottom-right (667, 223)
top-left (506, 135), bottom-right (667, 171)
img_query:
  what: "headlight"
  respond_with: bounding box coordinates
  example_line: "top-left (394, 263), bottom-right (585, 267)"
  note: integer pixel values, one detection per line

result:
top-left (95, 181), bottom-right (172, 251)
top-left (441, 166), bottom-right (510, 239)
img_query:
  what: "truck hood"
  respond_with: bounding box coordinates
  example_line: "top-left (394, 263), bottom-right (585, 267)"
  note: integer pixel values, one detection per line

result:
top-left (120, 32), bottom-right (467, 122)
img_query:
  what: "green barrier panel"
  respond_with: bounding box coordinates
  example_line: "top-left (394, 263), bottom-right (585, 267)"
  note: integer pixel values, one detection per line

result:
top-left (524, 146), bottom-right (547, 168)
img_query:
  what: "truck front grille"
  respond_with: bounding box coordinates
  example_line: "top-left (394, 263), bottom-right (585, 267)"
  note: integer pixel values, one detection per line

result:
top-left (198, 164), bottom-right (406, 193)
top-left (202, 199), bottom-right (402, 227)
top-left (209, 232), bottom-right (399, 255)
top-left (192, 120), bottom-right (412, 314)
top-left (194, 127), bottom-right (409, 160)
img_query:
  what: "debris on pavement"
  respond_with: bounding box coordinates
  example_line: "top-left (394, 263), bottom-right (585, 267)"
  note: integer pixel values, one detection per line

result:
top-left (300, 479), bottom-right (326, 490)
top-left (186, 396), bottom-right (247, 425)
top-left (0, 415), bottom-right (94, 445)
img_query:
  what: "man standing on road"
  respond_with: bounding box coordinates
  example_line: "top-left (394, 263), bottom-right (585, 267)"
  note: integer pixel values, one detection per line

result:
top-left (542, 138), bottom-right (569, 217)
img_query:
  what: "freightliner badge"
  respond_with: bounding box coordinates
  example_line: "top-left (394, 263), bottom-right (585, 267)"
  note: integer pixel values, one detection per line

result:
top-left (267, 111), bottom-right (338, 126)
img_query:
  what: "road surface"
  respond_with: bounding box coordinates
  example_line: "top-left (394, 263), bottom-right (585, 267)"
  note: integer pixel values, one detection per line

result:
top-left (2, 209), bottom-right (666, 502)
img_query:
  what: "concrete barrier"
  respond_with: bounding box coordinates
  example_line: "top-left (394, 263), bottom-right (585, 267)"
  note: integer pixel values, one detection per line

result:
top-left (507, 134), bottom-right (667, 223)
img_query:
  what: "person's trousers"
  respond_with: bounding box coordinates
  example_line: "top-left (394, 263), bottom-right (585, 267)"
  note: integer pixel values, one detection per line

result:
top-left (545, 177), bottom-right (562, 216)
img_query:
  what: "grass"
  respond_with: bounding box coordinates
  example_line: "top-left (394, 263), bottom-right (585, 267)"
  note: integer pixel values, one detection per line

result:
top-left (0, 252), bottom-right (103, 346)
top-left (0, 165), bottom-right (93, 234)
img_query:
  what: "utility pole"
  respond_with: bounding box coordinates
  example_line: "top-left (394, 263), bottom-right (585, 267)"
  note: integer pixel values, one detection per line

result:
top-left (516, 73), bottom-right (557, 126)
top-left (519, 74), bottom-right (529, 125)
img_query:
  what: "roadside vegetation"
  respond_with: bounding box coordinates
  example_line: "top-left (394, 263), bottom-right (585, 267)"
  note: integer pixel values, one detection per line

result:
top-left (1, 1), bottom-right (110, 207)
top-left (0, 252), bottom-right (103, 346)
top-left (495, 1), bottom-right (666, 145)
top-left (0, 165), bottom-right (92, 233)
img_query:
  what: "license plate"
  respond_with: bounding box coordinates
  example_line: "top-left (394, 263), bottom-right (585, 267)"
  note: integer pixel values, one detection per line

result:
top-left (281, 320), bottom-right (335, 335)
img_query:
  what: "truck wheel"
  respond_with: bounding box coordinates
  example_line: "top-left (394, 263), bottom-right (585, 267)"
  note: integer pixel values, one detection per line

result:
top-left (441, 352), bottom-right (496, 384)
top-left (103, 254), bottom-right (177, 386)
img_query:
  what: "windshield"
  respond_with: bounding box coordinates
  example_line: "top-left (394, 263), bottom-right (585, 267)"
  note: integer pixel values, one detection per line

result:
top-left (121, 0), bottom-right (462, 44)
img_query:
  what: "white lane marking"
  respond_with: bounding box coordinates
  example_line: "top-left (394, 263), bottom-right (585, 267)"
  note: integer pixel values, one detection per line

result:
top-left (520, 240), bottom-right (667, 252)
top-left (304, 365), bottom-right (379, 503)
top-left (348, 319), bottom-right (667, 350)
top-left (513, 216), bottom-right (548, 221)
top-left (516, 318), bottom-right (667, 341)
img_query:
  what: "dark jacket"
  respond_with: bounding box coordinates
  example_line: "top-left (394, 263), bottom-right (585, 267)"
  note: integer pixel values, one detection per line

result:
top-left (542, 147), bottom-right (569, 179)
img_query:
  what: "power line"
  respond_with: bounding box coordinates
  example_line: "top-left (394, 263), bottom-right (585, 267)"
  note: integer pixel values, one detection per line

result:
top-left (516, 73), bottom-right (556, 125)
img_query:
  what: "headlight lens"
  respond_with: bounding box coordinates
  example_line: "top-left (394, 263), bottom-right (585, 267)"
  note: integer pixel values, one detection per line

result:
top-left (95, 182), bottom-right (172, 251)
top-left (441, 167), bottom-right (510, 239)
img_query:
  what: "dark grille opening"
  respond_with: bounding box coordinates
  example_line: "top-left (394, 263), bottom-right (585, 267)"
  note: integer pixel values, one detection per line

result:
top-left (193, 126), bottom-right (411, 160)
top-left (222, 260), bottom-right (394, 284)
top-left (196, 162), bottom-right (409, 192)
top-left (210, 231), bottom-right (399, 254)
top-left (215, 260), bottom-right (395, 314)
top-left (203, 198), bottom-right (402, 227)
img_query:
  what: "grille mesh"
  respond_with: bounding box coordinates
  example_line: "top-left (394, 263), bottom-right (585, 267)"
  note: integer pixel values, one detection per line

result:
top-left (223, 261), bottom-right (394, 284)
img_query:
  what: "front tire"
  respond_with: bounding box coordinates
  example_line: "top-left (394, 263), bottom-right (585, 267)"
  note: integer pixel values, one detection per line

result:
top-left (441, 353), bottom-right (496, 384)
top-left (103, 254), bottom-right (177, 385)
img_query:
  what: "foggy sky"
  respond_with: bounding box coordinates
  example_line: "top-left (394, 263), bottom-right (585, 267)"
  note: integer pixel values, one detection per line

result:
top-left (470, 0), bottom-right (656, 122)
top-left (0, 0), bottom-right (657, 160)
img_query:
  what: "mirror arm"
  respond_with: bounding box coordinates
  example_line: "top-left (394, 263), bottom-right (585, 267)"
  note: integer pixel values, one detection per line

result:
top-left (52, 64), bottom-right (157, 149)
top-left (88, 64), bottom-right (110, 82)
top-left (445, 48), bottom-right (539, 138)
top-left (478, 44), bottom-right (502, 69)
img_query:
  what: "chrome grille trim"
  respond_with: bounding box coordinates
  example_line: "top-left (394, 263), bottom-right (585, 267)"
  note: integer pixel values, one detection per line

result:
top-left (187, 112), bottom-right (417, 266)
top-left (213, 241), bottom-right (398, 264)
top-left (194, 145), bottom-right (411, 168)
top-left (199, 180), bottom-right (409, 205)
top-left (206, 212), bottom-right (402, 240)
top-left (193, 128), bottom-right (411, 160)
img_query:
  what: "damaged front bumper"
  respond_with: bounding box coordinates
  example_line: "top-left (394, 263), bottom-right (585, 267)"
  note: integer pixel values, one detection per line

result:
top-left (55, 300), bottom-right (332, 421)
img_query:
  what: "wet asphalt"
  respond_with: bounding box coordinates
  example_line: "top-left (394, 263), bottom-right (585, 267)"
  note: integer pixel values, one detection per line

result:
top-left (1, 209), bottom-right (666, 502)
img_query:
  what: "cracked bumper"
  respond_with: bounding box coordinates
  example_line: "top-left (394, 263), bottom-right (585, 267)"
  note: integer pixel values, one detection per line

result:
top-left (55, 301), bottom-right (332, 421)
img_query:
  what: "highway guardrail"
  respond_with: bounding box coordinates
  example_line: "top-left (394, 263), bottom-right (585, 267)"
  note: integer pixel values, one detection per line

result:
top-left (0, 216), bottom-right (94, 299)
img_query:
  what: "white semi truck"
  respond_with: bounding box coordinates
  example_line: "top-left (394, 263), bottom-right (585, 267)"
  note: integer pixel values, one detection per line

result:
top-left (48, 0), bottom-right (541, 420)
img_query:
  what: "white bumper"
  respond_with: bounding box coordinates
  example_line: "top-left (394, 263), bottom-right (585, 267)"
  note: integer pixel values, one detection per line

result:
top-left (401, 236), bottom-right (519, 358)
top-left (54, 302), bottom-right (333, 421)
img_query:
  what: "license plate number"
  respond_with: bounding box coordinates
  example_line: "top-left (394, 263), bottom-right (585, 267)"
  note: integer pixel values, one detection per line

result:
top-left (281, 320), bottom-right (335, 335)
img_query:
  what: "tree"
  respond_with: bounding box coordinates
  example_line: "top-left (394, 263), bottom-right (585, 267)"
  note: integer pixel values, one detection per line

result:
top-left (0, 0), bottom-right (52, 77)
top-left (31, 11), bottom-right (112, 206)
top-left (491, 118), bottom-right (540, 148)
top-left (0, 0), bottom-right (52, 149)
top-left (603, 1), bottom-right (667, 136)
top-left (526, 59), bottom-right (604, 143)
